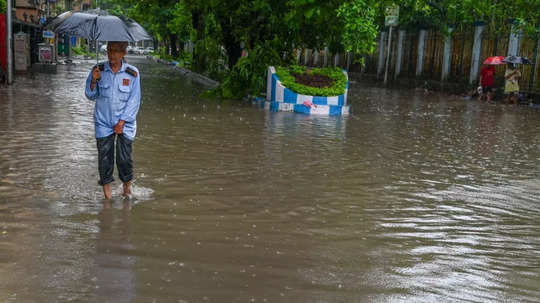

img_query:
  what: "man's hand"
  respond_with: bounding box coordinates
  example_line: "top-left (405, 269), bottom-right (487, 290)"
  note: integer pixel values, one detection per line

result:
top-left (92, 67), bottom-right (101, 82)
top-left (114, 120), bottom-right (125, 134)
top-left (90, 67), bottom-right (101, 91)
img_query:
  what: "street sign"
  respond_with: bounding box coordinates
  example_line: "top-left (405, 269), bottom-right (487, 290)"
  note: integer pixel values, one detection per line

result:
top-left (383, 5), bottom-right (399, 85)
top-left (43, 30), bottom-right (54, 39)
top-left (384, 5), bottom-right (399, 27)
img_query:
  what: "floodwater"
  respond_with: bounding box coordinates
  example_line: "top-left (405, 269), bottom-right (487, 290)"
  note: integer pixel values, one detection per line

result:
top-left (1, 56), bottom-right (539, 303)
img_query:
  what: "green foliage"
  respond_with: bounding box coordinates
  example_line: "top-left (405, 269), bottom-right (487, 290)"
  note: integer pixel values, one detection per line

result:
top-left (192, 13), bottom-right (227, 79)
top-left (176, 52), bottom-right (193, 69)
top-left (72, 44), bottom-right (89, 55)
top-left (0, 0), bottom-right (5, 13)
top-left (385, 0), bottom-right (540, 38)
top-left (157, 48), bottom-right (174, 61)
top-left (168, 1), bottom-right (192, 38)
top-left (72, 46), bottom-right (85, 56)
top-left (218, 41), bottom-right (283, 99)
top-left (79, 0), bottom-right (540, 103)
top-left (275, 65), bottom-right (347, 97)
top-left (113, 0), bottom-right (540, 99)
top-left (72, 44), bottom-right (97, 58)
top-left (337, 0), bottom-right (379, 55)
top-left (55, 6), bottom-right (64, 16)
top-left (115, 0), bottom-right (382, 99)
top-left (92, 0), bottom-right (129, 16)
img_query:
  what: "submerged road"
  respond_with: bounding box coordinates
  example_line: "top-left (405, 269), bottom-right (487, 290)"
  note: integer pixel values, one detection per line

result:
top-left (0, 56), bottom-right (539, 302)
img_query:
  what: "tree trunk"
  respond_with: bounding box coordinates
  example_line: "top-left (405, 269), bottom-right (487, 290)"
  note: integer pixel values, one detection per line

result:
top-left (220, 22), bottom-right (242, 69)
top-left (170, 34), bottom-right (179, 58)
top-left (223, 37), bottom-right (242, 69)
top-left (192, 11), bottom-right (205, 72)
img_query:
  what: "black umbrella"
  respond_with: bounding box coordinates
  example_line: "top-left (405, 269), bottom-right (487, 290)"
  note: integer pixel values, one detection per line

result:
top-left (47, 8), bottom-right (151, 42)
top-left (43, 11), bottom-right (74, 30)
top-left (46, 8), bottom-right (151, 62)
top-left (502, 55), bottom-right (531, 65)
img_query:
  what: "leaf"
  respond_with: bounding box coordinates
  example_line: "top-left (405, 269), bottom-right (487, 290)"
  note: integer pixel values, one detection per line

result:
top-left (304, 8), bottom-right (315, 19)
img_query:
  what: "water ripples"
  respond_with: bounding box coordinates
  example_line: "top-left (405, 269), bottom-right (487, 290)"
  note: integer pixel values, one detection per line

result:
top-left (0, 57), bottom-right (539, 302)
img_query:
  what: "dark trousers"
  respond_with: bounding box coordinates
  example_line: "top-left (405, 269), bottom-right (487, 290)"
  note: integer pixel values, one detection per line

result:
top-left (96, 134), bottom-right (133, 186)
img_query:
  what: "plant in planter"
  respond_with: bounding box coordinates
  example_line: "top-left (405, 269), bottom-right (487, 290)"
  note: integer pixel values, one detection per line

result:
top-left (263, 65), bottom-right (350, 116)
top-left (275, 65), bottom-right (347, 96)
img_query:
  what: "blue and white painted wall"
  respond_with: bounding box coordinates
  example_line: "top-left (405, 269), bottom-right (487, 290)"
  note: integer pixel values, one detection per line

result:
top-left (260, 66), bottom-right (351, 116)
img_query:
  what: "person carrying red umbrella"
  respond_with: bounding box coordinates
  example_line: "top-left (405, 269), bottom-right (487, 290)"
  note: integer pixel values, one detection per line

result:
top-left (478, 56), bottom-right (504, 102)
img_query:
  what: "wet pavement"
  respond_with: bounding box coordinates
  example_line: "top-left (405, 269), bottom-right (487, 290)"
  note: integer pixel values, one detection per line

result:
top-left (1, 56), bottom-right (539, 302)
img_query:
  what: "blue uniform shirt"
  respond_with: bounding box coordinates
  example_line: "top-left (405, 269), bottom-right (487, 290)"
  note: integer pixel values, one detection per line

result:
top-left (85, 61), bottom-right (141, 140)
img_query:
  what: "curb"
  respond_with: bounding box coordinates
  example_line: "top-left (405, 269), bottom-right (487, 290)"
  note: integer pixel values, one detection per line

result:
top-left (147, 56), bottom-right (220, 88)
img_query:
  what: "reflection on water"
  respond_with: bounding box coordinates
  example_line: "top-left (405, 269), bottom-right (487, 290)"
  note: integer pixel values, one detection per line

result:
top-left (0, 57), bottom-right (539, 302)
top-left (93, 201), bottom-right (135, 303)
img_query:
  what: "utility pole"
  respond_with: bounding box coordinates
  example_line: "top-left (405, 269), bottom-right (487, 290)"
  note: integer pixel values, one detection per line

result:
top-left (6, 0), bottom-right (13, 84)
top-left (383, 26), bottom-right (392, 85)
top-left (383, 5), bottom-right (399, 85)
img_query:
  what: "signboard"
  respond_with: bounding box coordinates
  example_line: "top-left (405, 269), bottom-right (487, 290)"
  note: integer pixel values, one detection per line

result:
top-left (43, 30), bottom-right (54, 39)
top-left (38, 44), bottom-right (53, 63)
top-left (384, 5), bottom-right (399, 27)
top-left (14, 33), bottom-right (30, 71)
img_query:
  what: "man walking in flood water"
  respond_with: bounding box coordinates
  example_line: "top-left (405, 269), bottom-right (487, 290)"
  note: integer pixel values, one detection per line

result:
top-left (85, 41), bottom-right (141, 200)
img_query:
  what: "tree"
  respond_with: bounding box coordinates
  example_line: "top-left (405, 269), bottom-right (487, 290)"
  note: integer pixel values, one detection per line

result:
top-left (103, 0), bottom-right (398, 98)
top-left (337, 0), bottom-right (379, 55)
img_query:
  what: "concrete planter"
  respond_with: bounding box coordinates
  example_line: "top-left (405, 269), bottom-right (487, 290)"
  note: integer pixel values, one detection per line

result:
top-left (262, 66), bottom-right (351, 116)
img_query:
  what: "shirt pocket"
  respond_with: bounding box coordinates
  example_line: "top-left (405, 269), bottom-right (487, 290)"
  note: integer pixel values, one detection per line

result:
top-left (118, 84), bottom-right (131, 101)
top-left (98, 82), bottom-right (112, 98)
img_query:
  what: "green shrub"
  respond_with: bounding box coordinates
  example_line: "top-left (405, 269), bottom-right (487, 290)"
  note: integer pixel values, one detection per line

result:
top-left (176, 52), bottom-right (193, 69)
top-left (157, 48), bottom-right (174, 61)
top-left (216, 41), bottom-right (282, 99)
top-left (72, 46), bottom-right (85, 55)
top-left (275, 65), bottom-right (347, 96)
top-left (72, 44), bottom-right (97, 58)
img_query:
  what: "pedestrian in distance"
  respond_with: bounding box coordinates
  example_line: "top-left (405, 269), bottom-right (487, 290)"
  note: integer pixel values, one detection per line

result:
top-left (478, 64), bottom-right (495, 102)
top-left (504, 63), bottom-right (521, 105)
top-left (85, 41), bottom-right (141, 200)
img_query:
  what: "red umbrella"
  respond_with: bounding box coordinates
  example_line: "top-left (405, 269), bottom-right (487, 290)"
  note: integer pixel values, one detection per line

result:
top-left (483, 56), bottom-right (505, 65)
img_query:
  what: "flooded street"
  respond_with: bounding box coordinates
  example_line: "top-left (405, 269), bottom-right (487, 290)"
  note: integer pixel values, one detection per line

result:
top-left (1, 56), bottom-right (539, 302)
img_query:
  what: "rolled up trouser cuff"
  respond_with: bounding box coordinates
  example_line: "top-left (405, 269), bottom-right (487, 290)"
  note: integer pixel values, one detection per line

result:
top-left (98, 177), bottom-right (115, 186)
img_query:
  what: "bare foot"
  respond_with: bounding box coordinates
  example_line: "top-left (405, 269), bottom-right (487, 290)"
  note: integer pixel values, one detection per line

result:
top-left (103, 183), bottom-right (112, 200)
top-left (122, 181), bottom-right (132, 198)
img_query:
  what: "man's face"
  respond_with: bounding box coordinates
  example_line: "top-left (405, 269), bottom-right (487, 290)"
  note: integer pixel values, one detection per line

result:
top-left (107, 43), bottom-right (126, 65)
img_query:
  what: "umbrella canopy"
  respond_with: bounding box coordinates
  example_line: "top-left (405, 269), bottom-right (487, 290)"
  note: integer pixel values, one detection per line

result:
top-left (47, 8), bottom-right (151, 42)
top-left (483, 56), bottom-right (505, 65)
top-left (43, 10), bottom-right (74, 30)
top-left (503, 55), bottom-right (531, 65)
